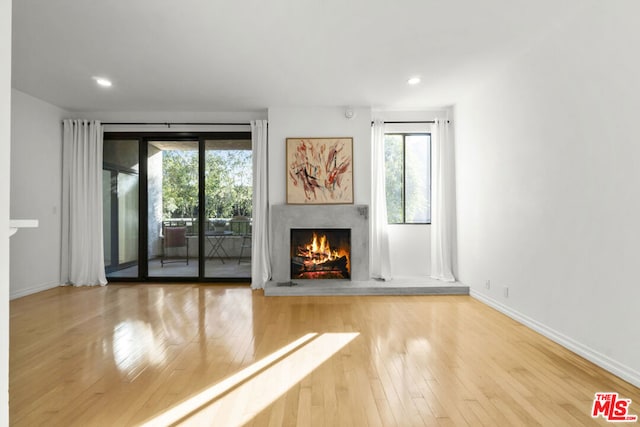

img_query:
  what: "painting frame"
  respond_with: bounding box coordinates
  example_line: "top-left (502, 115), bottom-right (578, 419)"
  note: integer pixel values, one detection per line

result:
top-left (286, 137), bottom-right (354, 205)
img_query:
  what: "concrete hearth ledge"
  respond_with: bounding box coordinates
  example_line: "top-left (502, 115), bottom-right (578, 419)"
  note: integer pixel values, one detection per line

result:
top-left (264, 277), bottom-right (469, 296)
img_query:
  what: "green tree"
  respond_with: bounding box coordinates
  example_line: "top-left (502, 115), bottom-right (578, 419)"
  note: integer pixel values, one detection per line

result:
top-left (163, 150), bottom-right (198, 218)
top-left (384, 135), bottom-right (404, 223)
top-left (162, 148), bottom-right (252, 220)
top-left (404, 135), bottom-right (430, 223)
top-left (205, 150), bottom-right (252, 218)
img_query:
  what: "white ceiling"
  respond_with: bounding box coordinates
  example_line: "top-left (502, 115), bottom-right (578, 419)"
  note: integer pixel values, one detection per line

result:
top-left (11, 0), bottom-right (575, 113)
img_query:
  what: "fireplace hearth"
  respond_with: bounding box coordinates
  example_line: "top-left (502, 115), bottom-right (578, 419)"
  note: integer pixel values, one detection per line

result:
top-left (291, 229), bottom-right (350, 279)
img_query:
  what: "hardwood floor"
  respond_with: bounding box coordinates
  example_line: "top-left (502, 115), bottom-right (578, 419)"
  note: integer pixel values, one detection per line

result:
top-left (10, 284), bottom-right (639, 426)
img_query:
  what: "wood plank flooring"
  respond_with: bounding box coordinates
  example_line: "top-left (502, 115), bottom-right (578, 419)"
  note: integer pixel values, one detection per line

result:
top-left (9, 284), bottom-right (640, 426)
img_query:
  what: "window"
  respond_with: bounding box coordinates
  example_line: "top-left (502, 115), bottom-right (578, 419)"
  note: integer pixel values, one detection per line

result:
top-left (384, 133), bottom-right (431, 224)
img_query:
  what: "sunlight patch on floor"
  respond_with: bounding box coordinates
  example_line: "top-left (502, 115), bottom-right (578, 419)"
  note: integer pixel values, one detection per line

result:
top-left (140, 332), bottom-right (359, 427)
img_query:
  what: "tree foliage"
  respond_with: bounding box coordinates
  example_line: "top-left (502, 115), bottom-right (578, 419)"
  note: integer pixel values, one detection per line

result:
top-left (163, 150), bottom-right (199, 218)
top-left (384, 135), bottom-right (404, 223)
top-left (205, 150), bottom-right (252, 218)
top-left (162, 149), bottom-right (252, 219)
top-left (404, 135), bottom-right (430, 223)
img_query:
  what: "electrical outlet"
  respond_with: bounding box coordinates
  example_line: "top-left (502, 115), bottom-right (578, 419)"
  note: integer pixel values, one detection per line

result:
top-left (503, 287), bottom-right (509, 298)
top-left (485, 280), bottom-right (491, 290)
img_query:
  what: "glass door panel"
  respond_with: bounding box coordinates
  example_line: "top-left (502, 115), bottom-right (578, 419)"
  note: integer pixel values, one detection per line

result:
top-left (103, 139), bottom-right (139, 278)
top-left (118, 173), bottom-right (139, 264)
top-left (147, 141), bottom-right (199, 278)
top-left (203, 139), bottom-right (252, 279)
top-left (103, 170), bottom-right (112, 269)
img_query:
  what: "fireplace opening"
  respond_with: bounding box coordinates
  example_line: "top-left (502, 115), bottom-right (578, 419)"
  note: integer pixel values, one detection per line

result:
top-left (290, 228), bottom-right (351, 280)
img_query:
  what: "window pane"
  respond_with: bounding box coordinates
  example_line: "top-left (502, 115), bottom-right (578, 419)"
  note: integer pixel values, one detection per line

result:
top-left (384, 135), bottom-right (404, 223)
top-left (405, 135), bottom-right (431, 223)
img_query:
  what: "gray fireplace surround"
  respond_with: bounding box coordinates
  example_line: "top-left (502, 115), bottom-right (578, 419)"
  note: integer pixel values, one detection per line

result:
top-left (270, 204), bottom-right (369, 282)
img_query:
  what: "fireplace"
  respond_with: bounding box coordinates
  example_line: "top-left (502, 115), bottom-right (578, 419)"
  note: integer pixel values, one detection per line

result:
top-left (291, 228), bottom-right (351, 280)
top-left (271, 205), bottom-right (368, 282)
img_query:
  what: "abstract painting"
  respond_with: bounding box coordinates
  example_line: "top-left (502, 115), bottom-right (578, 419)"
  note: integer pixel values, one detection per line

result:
top-left (286, 137), bottom-right (353, 204)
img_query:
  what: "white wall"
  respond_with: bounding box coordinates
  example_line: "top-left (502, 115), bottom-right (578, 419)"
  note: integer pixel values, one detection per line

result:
top-left (267, 107), bottom-right (372, 206)
top-left (455, 1), bottom-right (640, 387)
top-left (10, 89), bottom-right (68, 299)
top-left (1, 0), bottom-right (11, 422)
top-left (387, 225), bottom-right (431, 277)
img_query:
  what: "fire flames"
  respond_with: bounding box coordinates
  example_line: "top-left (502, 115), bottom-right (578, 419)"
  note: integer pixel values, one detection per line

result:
top-left (296, 232), bottom-right (350, 271)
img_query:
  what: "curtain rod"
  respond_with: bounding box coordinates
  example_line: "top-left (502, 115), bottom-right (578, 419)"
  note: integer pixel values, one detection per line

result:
top-left (371, 120), bottom-right (449, 125)
top-left (101, 122), bottom-right (251, 127)
top-left (65, 120), bottom-right (446, 126)
top-left (61, 121), bottom-right (252, 127)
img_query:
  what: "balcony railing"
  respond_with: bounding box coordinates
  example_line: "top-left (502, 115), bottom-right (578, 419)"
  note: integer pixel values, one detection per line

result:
top-left (162, 217), bottom-right (251, 236)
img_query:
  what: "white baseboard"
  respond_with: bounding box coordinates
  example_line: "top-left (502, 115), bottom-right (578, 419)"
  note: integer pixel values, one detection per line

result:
top-left (10, 281), bottom-right (59, 300)
top-left (470, 289), bottom-right (640, 389)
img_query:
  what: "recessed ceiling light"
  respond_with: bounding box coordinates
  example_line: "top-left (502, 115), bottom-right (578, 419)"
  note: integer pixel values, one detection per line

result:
top-left (407, 77), bottom-right (421, 85)
top-left (93, 77), bottom-right (112, 87)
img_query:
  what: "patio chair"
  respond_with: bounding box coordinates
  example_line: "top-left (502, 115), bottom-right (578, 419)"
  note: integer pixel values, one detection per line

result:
top-left (161, 226), bottom-right (189, 266)
top-left (238, 233), bottom-right (251, 264)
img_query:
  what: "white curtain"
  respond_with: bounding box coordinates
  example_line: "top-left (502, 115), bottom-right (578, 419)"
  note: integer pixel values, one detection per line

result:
top-left (251, 120), bottom-right (271, 289)
top-left (370, 120), bottom-right (392, 280)
top-left (430, 118), bottom-right (456, 282)
top-left (61, 120), bottom-right (107, 286)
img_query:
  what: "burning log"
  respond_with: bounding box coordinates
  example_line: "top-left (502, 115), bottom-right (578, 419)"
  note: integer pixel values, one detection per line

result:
top-left (291, 231), bottom-right (350, 279)
top-left (292, 255), bottom-right (348, 272)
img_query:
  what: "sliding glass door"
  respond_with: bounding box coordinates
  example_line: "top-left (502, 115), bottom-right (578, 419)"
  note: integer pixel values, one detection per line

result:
top-left (103, 132), bottom-right (251, 282)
